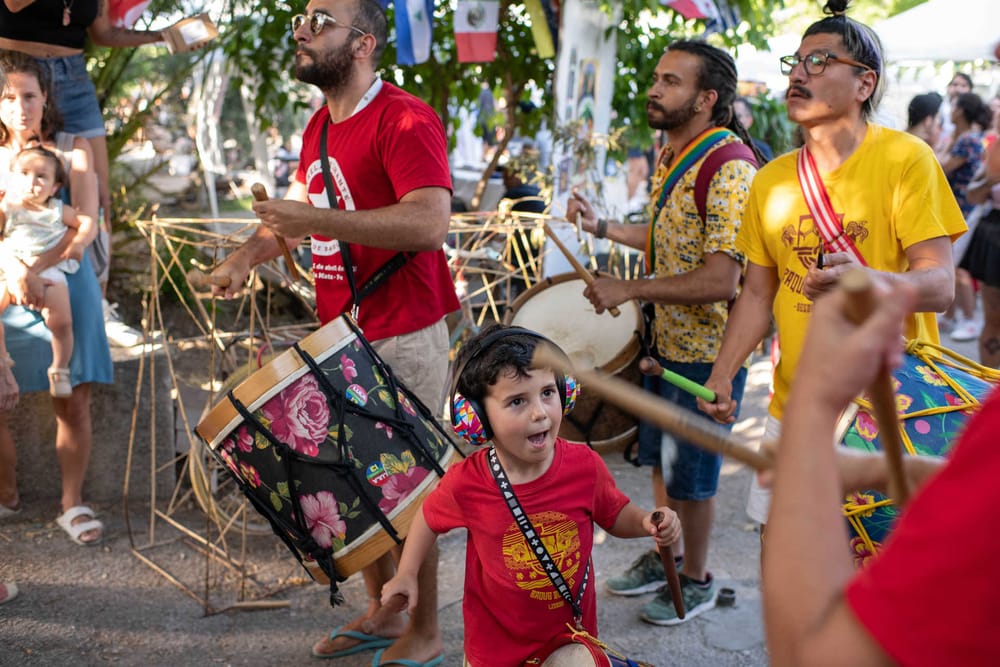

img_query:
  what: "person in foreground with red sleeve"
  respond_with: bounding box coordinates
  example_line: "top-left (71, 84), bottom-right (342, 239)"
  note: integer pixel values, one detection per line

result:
top-left (764, 276), bottom-right (1000, 666)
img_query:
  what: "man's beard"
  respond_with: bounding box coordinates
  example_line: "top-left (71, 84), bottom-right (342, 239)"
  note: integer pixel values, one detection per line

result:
top-left (295, 39), bottom-right (355, 92)
top-left (647, 92), bottom-right (700, 131)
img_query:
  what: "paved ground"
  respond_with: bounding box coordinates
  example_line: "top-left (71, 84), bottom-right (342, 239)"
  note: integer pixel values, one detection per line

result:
top-left (0, 329), bottom-right (982, 666)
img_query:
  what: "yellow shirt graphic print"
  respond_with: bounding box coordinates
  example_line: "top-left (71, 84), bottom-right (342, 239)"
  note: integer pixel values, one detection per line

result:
top-left (502, 510), bottom-right (582, 609)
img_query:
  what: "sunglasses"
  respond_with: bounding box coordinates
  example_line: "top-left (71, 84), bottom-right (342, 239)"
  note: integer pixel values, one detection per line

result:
top-left (290, 12), bottom-right (367, 37)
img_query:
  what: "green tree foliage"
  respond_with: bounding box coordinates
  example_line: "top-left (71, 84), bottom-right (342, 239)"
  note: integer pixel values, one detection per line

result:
top-left (89, 0), bottom-right (926, 215)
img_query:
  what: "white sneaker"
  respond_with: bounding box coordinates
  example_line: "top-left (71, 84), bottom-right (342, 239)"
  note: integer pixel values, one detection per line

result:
top-left (103, 299), bottom-right (144, 347)
top-left (950, 318), bottom-right (981, 342)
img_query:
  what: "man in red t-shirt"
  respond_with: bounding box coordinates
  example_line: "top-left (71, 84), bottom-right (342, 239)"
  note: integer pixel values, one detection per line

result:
top-left (211, 2), bottom-right (457, 664)
top-left (763, 274), bottom-right (1000, 667)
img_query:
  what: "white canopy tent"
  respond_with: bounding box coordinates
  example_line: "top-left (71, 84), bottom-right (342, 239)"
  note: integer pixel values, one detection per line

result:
top-left (874, 0), bottom-right (998, 63)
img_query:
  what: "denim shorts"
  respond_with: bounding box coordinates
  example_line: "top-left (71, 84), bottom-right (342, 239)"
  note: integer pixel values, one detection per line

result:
top-left (36, 54), bottom-right (106, 138)
top-left (635, 360), bottom-right (748, 501)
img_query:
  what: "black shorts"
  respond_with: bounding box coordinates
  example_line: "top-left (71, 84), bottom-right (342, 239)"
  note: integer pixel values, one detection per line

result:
top-left (960, 208), bottom-right (1000, 288)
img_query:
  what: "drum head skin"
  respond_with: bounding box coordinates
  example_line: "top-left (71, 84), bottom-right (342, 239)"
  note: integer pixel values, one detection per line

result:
top-left (507, 274), bottom-right (640, 370)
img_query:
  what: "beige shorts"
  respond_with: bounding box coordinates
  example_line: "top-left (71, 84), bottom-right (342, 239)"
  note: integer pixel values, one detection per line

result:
top-left (371, 318), bottom-right (450, 418)
top-left (746, 414), bottom-right (782, 524)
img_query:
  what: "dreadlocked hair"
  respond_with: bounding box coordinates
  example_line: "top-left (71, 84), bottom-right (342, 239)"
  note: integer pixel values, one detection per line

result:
top-left (667, 40), bottom-right (769, 167)
top-left (804, 0), bottom-right (885, 121)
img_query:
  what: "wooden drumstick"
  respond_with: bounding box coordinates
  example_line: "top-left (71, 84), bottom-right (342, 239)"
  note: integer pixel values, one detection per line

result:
top-left (532, 344), bottom-right (772, 470)
top-left (251, 183), bottom-right (302, 283)
top-left (187, 269), bottom-right (232, 290)
top-left (542, 222), bottom-right (621, 318)
top-left (839, 269), bottom-right (910, 507)
top-left (651, 510), bottom-right (685, 621)
top-left (640, 356), bottom-right (717, 403)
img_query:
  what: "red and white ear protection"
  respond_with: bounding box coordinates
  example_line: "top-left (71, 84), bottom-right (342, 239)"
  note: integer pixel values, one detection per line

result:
top-left (449, 327), bottom-right (578, 446)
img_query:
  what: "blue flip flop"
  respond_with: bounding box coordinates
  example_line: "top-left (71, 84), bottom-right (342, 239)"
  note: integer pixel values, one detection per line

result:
top-left (371, 648), bottom-right (444, 667)
top-left (311, 625), bottom-right (394, 659)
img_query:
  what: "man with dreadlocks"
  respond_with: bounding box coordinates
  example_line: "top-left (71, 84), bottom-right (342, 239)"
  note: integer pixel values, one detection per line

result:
top-left (700, 0), bottom-right (965, 544)
top-left (567, 39), bottom-right (763, 626)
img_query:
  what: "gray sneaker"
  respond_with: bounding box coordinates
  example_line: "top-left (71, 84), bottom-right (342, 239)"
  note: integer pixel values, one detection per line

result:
top-left (606, 550), bottom-right (666, 596)
top-left (640, 572), bottom-right (717, 626)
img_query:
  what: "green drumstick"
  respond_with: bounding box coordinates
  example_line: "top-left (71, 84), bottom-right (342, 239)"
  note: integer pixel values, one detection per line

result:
top-left (639, 357), bottom-right (717, 403)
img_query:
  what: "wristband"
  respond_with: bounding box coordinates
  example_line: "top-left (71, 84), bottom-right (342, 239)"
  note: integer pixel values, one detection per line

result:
top-left (595, 218), bottom-right (609, 239)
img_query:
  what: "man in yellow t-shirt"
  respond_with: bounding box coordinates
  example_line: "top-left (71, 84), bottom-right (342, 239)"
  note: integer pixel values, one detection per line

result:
top-left (567, 40), bottom-right (762, 627)
top-left (700, 6), bottom-right (965, 528)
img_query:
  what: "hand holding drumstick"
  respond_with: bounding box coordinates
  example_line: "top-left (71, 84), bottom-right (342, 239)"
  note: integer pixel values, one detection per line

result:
top-left (838, 270), bottom-right (910, 506)
top-left (250, 183), bottom-right (304, 284)
top-left (651, 510), bottom-right (685, 620)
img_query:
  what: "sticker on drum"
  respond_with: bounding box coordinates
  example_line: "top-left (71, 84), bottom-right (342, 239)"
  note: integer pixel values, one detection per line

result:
top-left (505, 273), bottom-right (643, 452)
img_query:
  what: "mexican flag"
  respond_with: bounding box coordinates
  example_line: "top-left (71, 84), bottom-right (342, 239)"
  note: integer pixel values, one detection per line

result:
top-left (454, 1), bottom-right (499, 63)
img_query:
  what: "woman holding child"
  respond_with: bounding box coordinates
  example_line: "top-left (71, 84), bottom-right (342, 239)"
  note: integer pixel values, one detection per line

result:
top-left (0, 50), bottom-right (112, 545)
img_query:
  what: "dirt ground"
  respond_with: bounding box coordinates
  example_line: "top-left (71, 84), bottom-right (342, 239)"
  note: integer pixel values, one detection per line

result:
top-left (0, 354), bottom-right (774, 667)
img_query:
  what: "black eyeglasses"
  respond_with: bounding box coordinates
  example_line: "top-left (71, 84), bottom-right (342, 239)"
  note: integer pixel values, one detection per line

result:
top-left (291, 13), bottom-right (367, 37)
top-left (779, 52), bottom-right (873, 76)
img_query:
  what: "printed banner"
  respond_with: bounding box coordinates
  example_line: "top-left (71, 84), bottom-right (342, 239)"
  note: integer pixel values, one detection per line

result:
top-left (396, 0), bottom-right (434, 65)
top-left (454, 1), bottom-right (500, 63)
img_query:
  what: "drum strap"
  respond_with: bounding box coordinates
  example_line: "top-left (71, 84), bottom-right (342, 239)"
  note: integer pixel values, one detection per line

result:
top-left (487, 446), bottom-right (591, 628)
top-left (319, 121), bottom-right (413, 320)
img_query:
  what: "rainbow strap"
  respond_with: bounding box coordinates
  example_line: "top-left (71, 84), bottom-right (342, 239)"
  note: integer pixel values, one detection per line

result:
top-left (646, 127), bottom-right (733, 272)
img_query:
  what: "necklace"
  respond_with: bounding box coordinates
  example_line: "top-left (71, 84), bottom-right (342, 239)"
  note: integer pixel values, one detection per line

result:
top-left (62, 0), bottom-right (75, 26)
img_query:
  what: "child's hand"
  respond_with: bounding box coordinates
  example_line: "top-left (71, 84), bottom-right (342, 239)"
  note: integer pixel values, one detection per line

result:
top-left (646, 507), bottom-right (681, 547)
top-left (380, 573), bottom-right (419, 614)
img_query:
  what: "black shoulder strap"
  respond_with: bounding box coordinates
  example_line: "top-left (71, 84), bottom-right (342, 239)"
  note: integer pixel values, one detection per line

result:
top-left (319, 121), bottom-right (412, 311)
top-left (487, 446), bottom-right (590, 628)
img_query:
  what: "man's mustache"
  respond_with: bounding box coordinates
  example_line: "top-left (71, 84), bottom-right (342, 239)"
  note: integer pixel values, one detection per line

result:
top-left (786, 85), bottom-right (812, 99)
top-left (647, 101), bottom-right (666, 114)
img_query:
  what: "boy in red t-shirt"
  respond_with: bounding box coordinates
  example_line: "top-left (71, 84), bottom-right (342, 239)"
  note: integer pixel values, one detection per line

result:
top-left (380, 324), bottom-right (681, 666)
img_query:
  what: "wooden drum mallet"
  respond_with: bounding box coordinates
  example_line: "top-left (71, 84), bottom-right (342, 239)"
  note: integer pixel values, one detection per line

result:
top-left (839, 269), bottom-right (910, 507)
top-left (530, 344), bottom-right (772, 471)
top-left (251, 183), bottom-right (304, 284)
top-left (542, 222), bottom-right (621, 318)
top-left (651, 510), bottom-right (685, 620)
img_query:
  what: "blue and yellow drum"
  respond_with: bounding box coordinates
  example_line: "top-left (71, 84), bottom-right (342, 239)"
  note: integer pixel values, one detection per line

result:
top-left (836, 339), bottom-right (1000, 567)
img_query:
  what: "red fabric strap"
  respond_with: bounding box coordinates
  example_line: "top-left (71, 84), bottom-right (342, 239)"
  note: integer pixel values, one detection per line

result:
top-left (796, 147), bottom-right (868, 266)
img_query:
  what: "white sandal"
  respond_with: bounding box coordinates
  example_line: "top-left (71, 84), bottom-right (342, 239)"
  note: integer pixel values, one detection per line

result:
top-left (47, 367), bottom-right (72, 398)
top-left (55, 505), bottom-right (104, 546)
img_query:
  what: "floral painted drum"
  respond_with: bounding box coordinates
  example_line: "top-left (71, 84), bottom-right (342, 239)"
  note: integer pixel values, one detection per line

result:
top-left (836, 340), bottom-right (1000, 567)
top-left (196, 316), bottom-right (458, 600)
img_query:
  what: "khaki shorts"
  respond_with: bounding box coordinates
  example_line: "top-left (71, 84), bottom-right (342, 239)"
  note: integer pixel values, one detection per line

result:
top-left (371, 318), bottom-right (450, 418)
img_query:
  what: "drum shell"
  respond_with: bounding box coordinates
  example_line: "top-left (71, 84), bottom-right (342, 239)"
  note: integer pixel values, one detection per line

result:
top-left (837, 342), bottom-right (998, 566)
top-left (505, 273), bottom-right (642, 453)
top-left (196, 316), bottom-right (456, 581)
